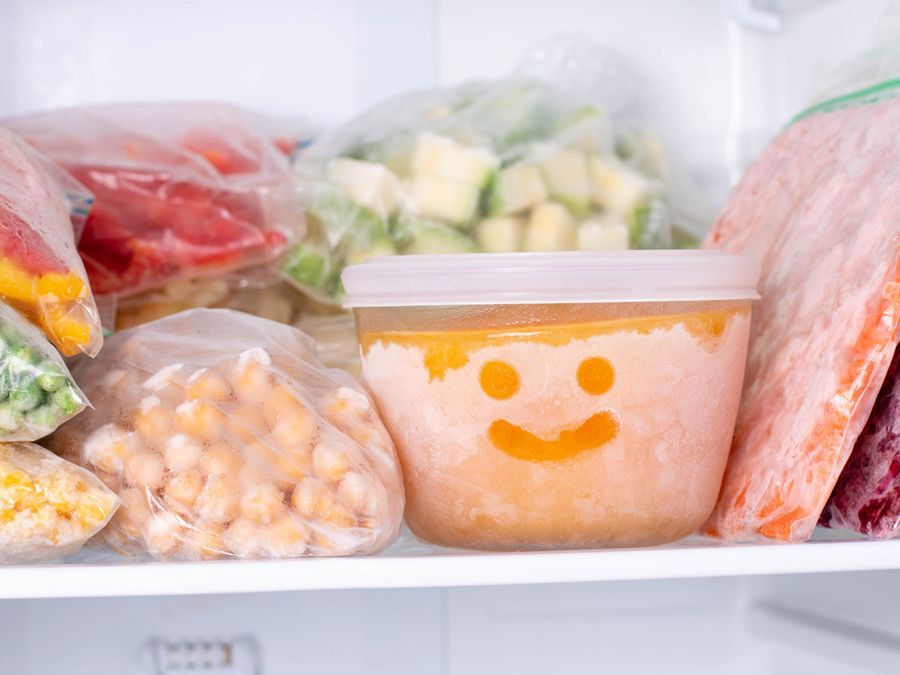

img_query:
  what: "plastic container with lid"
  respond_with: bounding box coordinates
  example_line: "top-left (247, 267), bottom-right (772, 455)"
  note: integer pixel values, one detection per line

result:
top-left (343, 251), bottom-right (760, 550)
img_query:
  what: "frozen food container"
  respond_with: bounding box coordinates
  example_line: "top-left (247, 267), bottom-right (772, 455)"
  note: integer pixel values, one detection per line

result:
top-left (344, 251), bottom-right (760, 549)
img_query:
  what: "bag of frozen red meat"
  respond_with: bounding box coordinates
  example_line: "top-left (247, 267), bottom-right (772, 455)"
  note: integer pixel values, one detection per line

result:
top-left (0, 126), bottom-right (103, 356)
top-left (702, 21), bottom-right (900, 542)
top-left (5, 103), bottom-right (301, 298)
top-left (821, 349), bottom-right (899, 539)
top-left (48, 308), bottom-right (404, 560)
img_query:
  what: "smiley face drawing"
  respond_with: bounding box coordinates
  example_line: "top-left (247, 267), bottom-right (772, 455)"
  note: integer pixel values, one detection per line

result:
top-left (479, 356), bottom-right (620, 462)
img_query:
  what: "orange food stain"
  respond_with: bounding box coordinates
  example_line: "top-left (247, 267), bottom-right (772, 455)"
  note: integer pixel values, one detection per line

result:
top-left (577, 357), bottom-right (615, 395)
top-left (361, 309), bottom-right (745, 381)
top-left (479, 361), bottom-right (520, 400)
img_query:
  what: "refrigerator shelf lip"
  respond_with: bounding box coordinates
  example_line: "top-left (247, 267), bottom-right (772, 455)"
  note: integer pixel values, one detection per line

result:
top-left (1, 537), bottom-right (899, 599)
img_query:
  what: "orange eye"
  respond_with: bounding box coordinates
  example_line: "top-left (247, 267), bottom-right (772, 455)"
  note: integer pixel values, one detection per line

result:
top-left (480, 361), bottom-right (520, 400)
top-left (578, 357), bottom-right (615, 395)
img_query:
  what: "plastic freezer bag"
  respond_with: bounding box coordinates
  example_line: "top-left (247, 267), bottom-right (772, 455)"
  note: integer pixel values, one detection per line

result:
top-left (0, 301), bottom-right (87, 441)
top-left (5, 103), bottom-right (299, 297)
top-left (821, 348), bottom-right (899, 539)
top-left (702, 34), bottom-right (900, 542)
top-left (0, 126), bottom-right (102, 356)
top-left (0, 441), bottom-right (119, 563)
top-left (284, 36), bottom-right (711, 304)
top-left (48, 308), bottom-right (404, 560)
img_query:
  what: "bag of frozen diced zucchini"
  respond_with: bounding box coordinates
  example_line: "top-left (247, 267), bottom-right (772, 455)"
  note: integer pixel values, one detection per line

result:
top-left (5, 103), bottom-right (302, 299)
top-left (283, 36), bottom-right (710, 303)
top-left (0, 126), bottom-right (103, 356)
top-left (48, 308), bottom-right (404, 561)
top-left (0, 301), bottom-right (88, 441)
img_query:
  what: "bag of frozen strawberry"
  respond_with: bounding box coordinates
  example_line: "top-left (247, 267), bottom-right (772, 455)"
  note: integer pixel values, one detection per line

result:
top-left (5, 103), bottom-right (301, 299)
top-left (0, 126), bottom-right (102, 357)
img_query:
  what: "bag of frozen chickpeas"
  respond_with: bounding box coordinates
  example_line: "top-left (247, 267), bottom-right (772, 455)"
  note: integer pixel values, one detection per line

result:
top-left (48, 308), bottom-right (404, 561)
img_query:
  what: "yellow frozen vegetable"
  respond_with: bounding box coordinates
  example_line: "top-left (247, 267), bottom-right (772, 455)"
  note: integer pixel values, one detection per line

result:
top-left (48, 308), bottom-right (404, 561)
top-left (0, 441), bottom-right (119, 563)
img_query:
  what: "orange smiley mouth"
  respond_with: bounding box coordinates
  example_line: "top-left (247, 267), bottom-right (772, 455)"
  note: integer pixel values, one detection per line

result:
top-left (488, 411), bottom-right (620, 462)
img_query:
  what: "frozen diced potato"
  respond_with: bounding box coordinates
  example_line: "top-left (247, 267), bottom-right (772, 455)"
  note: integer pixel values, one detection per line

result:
top-left (486, 164), bottom-right (547, 216)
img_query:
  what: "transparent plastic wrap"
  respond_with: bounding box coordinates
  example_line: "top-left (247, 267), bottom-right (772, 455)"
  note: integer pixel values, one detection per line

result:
top-left (0, 302), bottom-right (88, 441)
top-left (48, 308), bottom-right (404, 560)
top-left (5, 103), bottom-right (300, 298)
top-left (703, 23), bottom-right (900, 542)
top-left (0, 441), bottom-right (119, 564)
top-left (821, 349), bottom-right (899, 539)
top-left (0, 126), bottom-right (102, 356)
top-left (284, 36), bottom-right (711, 304)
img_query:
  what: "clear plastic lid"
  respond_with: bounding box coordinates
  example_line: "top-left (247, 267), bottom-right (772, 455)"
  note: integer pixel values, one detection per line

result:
top-left (341, 251), bottom-right (761, 307)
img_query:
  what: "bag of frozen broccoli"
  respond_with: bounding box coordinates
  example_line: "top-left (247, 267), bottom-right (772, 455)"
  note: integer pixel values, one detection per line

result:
top-left (283, 36), bottom-right (710, 304)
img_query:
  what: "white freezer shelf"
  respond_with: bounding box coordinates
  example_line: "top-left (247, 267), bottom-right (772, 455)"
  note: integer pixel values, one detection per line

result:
top-left (2, 536), bottom-right (899, 600)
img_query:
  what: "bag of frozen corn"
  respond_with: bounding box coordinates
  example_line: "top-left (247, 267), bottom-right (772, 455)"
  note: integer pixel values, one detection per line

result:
top-left (48, 308), bottom-right (404, 560)
top-left (283, 36), bottom-right (710, 303)
top-left (0, 126), bottom-right (102, 356)
top-left (0, 441), bottom-right (119, 563)
top-left (0, 301), bottom-right (88, 441)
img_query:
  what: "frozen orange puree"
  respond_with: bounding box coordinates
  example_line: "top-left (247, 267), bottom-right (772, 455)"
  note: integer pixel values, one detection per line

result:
top-left (358, 303), bottom-right (752, 550)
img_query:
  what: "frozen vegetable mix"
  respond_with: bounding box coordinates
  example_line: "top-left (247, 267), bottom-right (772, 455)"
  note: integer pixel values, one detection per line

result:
top-left (284, 37), bottom-right (709, 303)
top-left (703, 56), bottom-right (900, 542)
top-left (0, 126), bottom-right (102, 356)
top-left (821, 349), bottom-right (899, 539)
top-left (5, 103), bottom-right (298, 297)
top-left (49, 308), bottom-right (404, 560)
top-left (0, 442), bottom-right (119, 563)
top-left (0, 301), bottom-right (87, 441)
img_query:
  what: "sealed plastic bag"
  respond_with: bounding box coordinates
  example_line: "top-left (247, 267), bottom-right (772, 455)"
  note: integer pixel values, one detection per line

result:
top-left (0, 126), bottom-right (102, 356)
top-left (49, 308), bottom-right (404, 560)
top-left (821, 349), bottom-right (899, 539)
top-left (0, 441), bottom-right (119, 563)
top-left (5, 103), bottom-right (299, 297)
top-left (703, 19), bottom-right (900, 542)
top-left (283, 36), bottom-right (711, 304)
top-left (0, 301), bottom-right (87, 441)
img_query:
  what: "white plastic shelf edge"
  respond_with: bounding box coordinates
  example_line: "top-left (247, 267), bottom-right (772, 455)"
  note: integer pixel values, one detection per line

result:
top-left (1, 539), bottom-right (898, 599)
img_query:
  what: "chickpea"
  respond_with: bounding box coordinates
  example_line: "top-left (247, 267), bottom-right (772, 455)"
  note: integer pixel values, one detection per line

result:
top-left (270, 409), bottom-right (317, 455)
top-left (175, 400), bottom-right (226, 441)
top-left (133, 396), bottom-right (171, 439)
top-left (239, 482), bottom-right (286, 524)
top-left (202, 443), bottom-right (242, 476)
top-left (337, 472), bottom-right (378, 517)
top-left (232, 361), bottom-right (274, 406)
top-left (290, 479), bottom-right (334, 519)
top-left (321, 502), bottom-right (357, 529)
top-left (145, 511), bottom-right (183, 558)
top-left (185, 368), bottom-right (232, 402)
top-left (223, 517), bottom-right (261, 558)
top-left (113, 487), bottom-right (152, 539)
top-left (195, 475), bottom-right (241, 525)
top-left (125, 452), bottom-right (166, 490)
top-left (263, 515), bottom-right (309, 558)
top-left (164, 469), bottom-right (204, 518)
top-left (264, 385), bottom-right (308, 428)
top-left (181, 528), bottom-right (227, 561)
top-left (163, 434), bottom-right (202, 472)
top-left (83, 424), bottom-right (135, 475)
top-left (312, 441), bottom-right (350, 484)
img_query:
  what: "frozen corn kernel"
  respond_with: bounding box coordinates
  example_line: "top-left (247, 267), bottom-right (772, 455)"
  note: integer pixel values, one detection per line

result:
top-left (313, 441), bottom-right (351, 483)
top-left (264, 515), bottom-right (309, 558)
top-left (240, 482), bottom-right (287, 523)
top-left (125, 452), bottom-right (165, 490)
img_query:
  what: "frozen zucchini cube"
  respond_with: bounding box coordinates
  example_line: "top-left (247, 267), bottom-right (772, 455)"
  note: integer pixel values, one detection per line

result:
top-left (475, 216), bottom-right (526, 253)
top-left (326, 157), bottom-right (403, 219)
top-left (588, 155), bottom-right (658, 215)
top-left (557, 107), bottom-right (615, 155)
top-left (577, 214), bottom-right (630, 251)
top-left (525, 203), bottom-right (577, 252)
top-left (535, 145), bottom-right (590, 217)
top-left (409, 176), bottom-right (481, 226)
top-left (393, 214), bottom-right (477, 254)
top-left (412, 133), bottom-right (498, 187)
top-left (486, 164), bottom-right (547, 216)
